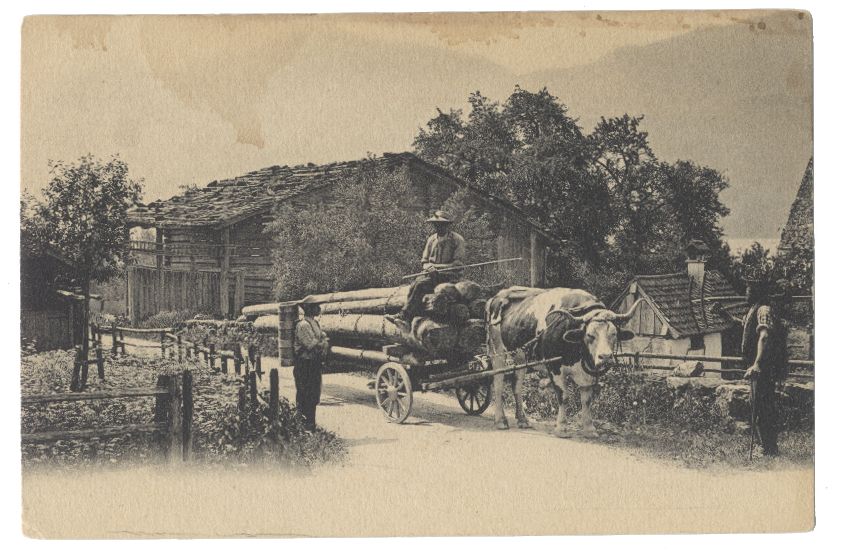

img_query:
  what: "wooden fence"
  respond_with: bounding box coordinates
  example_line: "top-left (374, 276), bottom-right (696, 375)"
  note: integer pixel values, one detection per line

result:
top-left (617, 351), bottom-right (814, 379)
top-left (22, 370), bottom-right (193, 464)
top-left (88, 324), bottom-right (267, 382)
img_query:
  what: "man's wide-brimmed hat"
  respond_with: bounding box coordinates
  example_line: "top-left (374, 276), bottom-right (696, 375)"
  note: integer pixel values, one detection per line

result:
top-left (426, 211), bottom-right (453, 224)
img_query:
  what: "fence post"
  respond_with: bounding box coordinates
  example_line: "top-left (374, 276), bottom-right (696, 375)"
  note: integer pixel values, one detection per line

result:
top-left (182, 369), bottom-right (193, 462)
top-left (238, 384), bottom-right (247, 415)
top-left (168, 374), bottom-right (183, 465)
top-left (234, 355), bottom-right (242, 375)
top-left (269, 368), bottom-right (280, 426)
top-left (221, 354), bottom-right (228, 375)
top-left (193, 341), bottom-right (198, 360)
top-left (249, 371), bottom-right (258, 404)
top-left (111, 323), bottom-right (118, 356)
top-left (70, 345), bottom-right (84, 392)
top-left (119, 329), bottom-right (126, 355)
top-left (80, 345), bottom-right (90, 390)
top-left (96, 347), bottom-right (105, 380)
top-left (160, 331), bottom-right (166, 359)
top-left (256, 355), bottom-right (263, 379)
top-left (209, 343), bottom-right (216, 373)
top-left (177, 335), bottom-right (183, 364)
top-left (154, 374), bottom-right (170, 423)
top-left (634, 351), bottom-right (640, 371)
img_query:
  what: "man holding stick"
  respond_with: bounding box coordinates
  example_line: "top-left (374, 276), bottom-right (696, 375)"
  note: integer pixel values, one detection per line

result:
top-left (386, 211), bottom-right (466, 332)
top-left (742, 277), bottom-right (791, 457)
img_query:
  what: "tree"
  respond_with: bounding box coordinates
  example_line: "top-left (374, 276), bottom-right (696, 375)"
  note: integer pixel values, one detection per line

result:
top-left (266, 164), bottom-right (497, 301)
top-left (22, 155), bottom-right (143, 386)
top-left (415, 89), bottom-right (732, 296)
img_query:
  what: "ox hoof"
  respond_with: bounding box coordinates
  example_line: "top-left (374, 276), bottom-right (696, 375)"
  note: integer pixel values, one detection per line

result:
top-left (581, 429), bottom-right (600, 439)
top-left (554, 427), bottom-right (573, 438)
top-left (517, 419), bottom-right (533, 429)
top-left (495, 419), bottom-right (510, 430)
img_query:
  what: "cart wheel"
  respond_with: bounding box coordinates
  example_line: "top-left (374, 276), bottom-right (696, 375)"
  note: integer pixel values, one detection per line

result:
top-left (376, 362), bottom-right (413, 423)
top-left (456, 382), bottom-right (492, 415)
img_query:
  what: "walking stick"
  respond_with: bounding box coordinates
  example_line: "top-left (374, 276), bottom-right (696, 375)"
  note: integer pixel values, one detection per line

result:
top-left (749, 377), bottom-right (756, 460)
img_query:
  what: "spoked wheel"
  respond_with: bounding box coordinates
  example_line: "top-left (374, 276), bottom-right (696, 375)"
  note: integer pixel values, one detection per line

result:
top-left (456, 382), bottom-right (492, 415)
top-left (376, 362), bottom-right (413, 423)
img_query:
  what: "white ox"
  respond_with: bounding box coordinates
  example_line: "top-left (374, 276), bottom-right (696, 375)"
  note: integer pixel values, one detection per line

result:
top-left (485, 287), bottom-right (643, 438)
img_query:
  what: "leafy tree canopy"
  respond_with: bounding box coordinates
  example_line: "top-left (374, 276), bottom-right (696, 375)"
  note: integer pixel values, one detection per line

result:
top-left (414, 86), bottom-right (734, 292)
top-left (22, 154), bottom-right (144, 287)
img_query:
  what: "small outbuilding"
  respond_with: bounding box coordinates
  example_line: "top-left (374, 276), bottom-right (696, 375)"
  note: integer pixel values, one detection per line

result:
top-left (610, 241), bottom-right (750, 375)
top-left (20, 246), bottom-right (87, 352)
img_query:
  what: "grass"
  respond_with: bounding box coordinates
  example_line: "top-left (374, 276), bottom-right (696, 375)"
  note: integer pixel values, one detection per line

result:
top-left (503, 364), bottom-right (814, 470)
top-left (20, 348), bottom-right (347, 472)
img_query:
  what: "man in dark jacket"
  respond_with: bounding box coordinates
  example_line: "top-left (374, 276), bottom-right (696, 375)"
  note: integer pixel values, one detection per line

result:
top-left (742, 278), bottom-right (791, 456)
top-left (386, 211), bottom-right (466, 331)
top-left (294, 301), bottom-right (329, 432)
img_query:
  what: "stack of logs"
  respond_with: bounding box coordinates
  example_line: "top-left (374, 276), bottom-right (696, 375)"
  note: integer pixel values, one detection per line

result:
top-left (253, 282), bottom-right (490, 358)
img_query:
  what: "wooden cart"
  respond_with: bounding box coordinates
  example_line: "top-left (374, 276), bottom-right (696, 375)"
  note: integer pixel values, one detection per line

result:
top-left (328, 344), bottom-right (560, 423)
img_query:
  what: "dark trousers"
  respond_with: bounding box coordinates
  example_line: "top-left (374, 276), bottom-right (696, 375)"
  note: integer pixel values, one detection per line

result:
top-left (753, 377), bottom-right (780, 456)
top-left (293, 358), bottom-right (323, 430)
top-left (399, 271), bottom-right (457, 322)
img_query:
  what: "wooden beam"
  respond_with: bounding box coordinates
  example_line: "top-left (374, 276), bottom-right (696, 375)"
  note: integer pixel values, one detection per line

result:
top-left (220, 227), bottom-right (231, 317)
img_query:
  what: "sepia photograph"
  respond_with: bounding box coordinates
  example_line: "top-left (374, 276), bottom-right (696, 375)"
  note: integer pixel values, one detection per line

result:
top-left (15, 5), bottom-right (825, 540)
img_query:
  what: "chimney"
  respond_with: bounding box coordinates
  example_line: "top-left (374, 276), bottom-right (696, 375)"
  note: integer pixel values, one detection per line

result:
top-left (685, 240), bottom-right (710, 289)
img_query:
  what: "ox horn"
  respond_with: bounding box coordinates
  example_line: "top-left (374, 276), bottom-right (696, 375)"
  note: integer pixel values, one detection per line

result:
top-left (608, 298), bottom-right (645, 324)
top-left (546, 308), bottom-right (599, 325)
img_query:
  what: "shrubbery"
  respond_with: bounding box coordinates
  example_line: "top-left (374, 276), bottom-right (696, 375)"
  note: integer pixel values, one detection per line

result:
top-left (21, 349), bottom-right (346, 470)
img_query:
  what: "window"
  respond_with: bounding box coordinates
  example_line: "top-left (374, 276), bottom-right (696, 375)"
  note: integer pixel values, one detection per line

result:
top-left (690, 334), bottom-right (705, 350)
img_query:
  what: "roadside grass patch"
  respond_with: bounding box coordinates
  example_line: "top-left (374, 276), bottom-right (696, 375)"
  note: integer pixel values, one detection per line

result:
top-left (500, 365), bottom-right (813, 470)
top-left (21, 349), bottom-right (346, 471)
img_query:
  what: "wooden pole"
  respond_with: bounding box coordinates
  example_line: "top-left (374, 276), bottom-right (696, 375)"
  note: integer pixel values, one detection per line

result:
top-left (269, 368), bottom-right (279, 425)
top-left (70, 345), bottom-right (83, 392)
top-left (182, 369), bottom-right (193, 462)
top-left (96, 347), bottom-right (105, 380)
top-left (160, 331), bottom-right (166, 359)
top-left (111, 323), bottom-right (118, 356)
top-left (256, 355), bottom-right (263, 379)
top-left (278, 303), bottom-right (297, 369)
top-left (177, 335), bottom-right (183, 364)
top-left (80, 345), bottom-right (89, 390)
top-left (209, 343), bottom-right (216, 372)
top-left (119, 329), bottom-right (126, 355)
top-left (168, 374), bottom-right (183, 465)
top-left (238, 384), bottom-right (246, 415)
top-left (249, 371), bottom-right (258, 405)
top-left (221, 354), bottom-right (228, 374)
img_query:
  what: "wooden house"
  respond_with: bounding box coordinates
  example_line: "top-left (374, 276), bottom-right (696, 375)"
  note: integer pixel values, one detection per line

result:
top-left (610, 241), bottom-right (750, 375)
top-left (20, 247), bottom-right (87, 352)
top-left (126, 152), bottom-right (554, 323)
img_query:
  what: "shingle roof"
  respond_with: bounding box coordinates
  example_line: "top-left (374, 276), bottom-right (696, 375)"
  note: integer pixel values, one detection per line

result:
top-left (127, 152), bottom-right (553, 239)
top-left (620, 270), bottom-right (744, 337)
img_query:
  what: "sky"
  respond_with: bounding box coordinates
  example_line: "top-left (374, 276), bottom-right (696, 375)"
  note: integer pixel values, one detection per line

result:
top-left (19, 10), bottom-right (812, 242)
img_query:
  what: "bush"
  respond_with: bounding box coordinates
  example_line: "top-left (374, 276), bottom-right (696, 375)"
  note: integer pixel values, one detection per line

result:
top-left (138, 309), bottom-right (195, 329)
top-left (21, 348), bottom-right (346, 470)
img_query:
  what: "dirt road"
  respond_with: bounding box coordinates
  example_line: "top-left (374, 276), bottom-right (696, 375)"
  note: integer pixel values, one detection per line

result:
top-left (23, 361), bottom-right (814, 538)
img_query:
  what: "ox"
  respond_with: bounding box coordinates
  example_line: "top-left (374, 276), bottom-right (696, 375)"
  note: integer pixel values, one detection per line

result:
top-left (486, 287), bottom-right (643, 438)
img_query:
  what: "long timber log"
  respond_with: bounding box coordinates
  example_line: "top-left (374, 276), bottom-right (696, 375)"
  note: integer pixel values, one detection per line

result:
top-left (319, 313), bottom-right (458, 356)
top-left (243, 286), bottom-right (410, 317)
top-left (320, 295), bottom-right (407, 315)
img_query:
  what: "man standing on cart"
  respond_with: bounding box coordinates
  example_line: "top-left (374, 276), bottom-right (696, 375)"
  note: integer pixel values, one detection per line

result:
top-left (386, 210), bottom-right (466, 332)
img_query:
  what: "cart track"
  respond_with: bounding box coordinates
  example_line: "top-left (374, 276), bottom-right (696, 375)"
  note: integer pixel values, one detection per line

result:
top-left (22, 349), bottom-right (814, 537)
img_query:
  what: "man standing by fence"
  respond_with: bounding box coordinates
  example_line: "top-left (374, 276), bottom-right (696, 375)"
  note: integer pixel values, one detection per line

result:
top-left (294, 301), bottom-right (329, 432)
top-left (743, 277), bottom-right (791, 457)
top-left (386, 211), bottom-right (466, 332)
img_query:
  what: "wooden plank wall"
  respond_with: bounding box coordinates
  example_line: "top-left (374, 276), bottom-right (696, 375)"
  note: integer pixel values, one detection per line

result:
top-left (128, 266), bottom-right (225, 324)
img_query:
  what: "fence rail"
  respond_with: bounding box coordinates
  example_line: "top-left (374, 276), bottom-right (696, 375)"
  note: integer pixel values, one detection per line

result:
top-left (618, 351), bottom-right (814, 379)
top-left (21, 371), bottom-right (193, 464)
